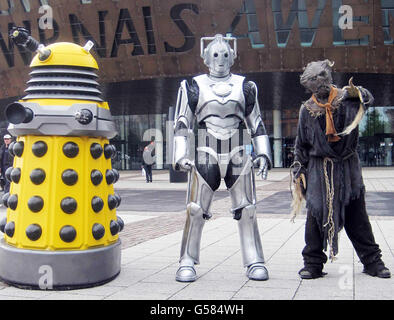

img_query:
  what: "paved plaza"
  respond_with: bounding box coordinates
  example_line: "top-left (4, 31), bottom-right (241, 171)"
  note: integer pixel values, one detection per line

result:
top-left (0, 168), bottom-right (393, 301)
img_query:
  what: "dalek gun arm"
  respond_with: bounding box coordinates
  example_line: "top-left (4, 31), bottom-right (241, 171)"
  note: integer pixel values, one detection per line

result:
top-left (5, 102), bottom-right (116, 139)
top-left (173, 80), bottom-right (195, 171)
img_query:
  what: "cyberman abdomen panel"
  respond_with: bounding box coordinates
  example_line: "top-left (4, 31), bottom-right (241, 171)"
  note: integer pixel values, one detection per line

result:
top-left (194, 74), bottom-right (245, 140)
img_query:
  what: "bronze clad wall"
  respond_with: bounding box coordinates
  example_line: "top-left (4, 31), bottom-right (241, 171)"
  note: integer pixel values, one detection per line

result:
top-left (0, 0), bottom-right (393, 99)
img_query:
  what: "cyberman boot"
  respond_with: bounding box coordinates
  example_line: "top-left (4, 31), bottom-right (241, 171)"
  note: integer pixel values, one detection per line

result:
top-left (176, 202), bottom-right (206, 282)
top-left (237, 205), bottom-right (268, 281)
top-left (229, 161), bottom-right (268, 281)
top-left (176, 169), bottom-right (214, 282)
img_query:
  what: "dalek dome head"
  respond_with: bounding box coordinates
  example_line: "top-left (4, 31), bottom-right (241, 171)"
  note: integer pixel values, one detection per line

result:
top-left (6, 28), bottom-right (117, 139)
top-left (21, 39), bottom-right (104, 103)
top-left (30, 41), bottom-right (98, 70)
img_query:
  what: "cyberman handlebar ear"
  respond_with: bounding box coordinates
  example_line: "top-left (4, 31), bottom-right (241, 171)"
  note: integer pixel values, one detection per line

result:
top-left (200, 34), bottom-right (237, 59)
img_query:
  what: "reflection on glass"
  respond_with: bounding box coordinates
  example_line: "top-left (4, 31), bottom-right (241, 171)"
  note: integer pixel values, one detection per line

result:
top-left (111, 113), bottom-right (169, 170)
top-left (359, 107), bottom-right (393, 167)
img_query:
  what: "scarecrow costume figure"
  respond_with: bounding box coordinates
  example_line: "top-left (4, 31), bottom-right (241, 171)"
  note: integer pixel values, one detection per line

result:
top-left (292, 60), bottom-right (391, 279)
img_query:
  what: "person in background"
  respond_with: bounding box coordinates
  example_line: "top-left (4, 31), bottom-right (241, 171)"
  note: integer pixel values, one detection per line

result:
top-left (142, 141), bottom-right (155, 183)
top-left (0, 134), bottom-right (14, 193)
top-left (286, 151), bottom-right (294, 168)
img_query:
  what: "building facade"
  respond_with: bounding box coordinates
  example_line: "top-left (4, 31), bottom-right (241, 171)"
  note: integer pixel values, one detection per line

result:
top-left (0, 0), bottom-right (393, 169)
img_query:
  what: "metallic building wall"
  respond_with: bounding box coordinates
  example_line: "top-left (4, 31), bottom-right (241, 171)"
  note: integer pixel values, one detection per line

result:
top-left (101, 71), bottom-right (394, 116)
top-left (1, 1), bottom-right (393, 169)
top-left (0, 0), bottom-right (393, 99)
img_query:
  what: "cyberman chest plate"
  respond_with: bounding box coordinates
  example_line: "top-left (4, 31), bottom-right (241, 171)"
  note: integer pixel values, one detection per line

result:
top-left (193, 74), bottom-right (246, 140)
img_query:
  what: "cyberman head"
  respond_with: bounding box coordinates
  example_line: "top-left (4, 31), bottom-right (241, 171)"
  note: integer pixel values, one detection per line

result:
top-left (201, 34), bottom-right (237, 78)
top-left (300, 59), bottom-right (334, 98)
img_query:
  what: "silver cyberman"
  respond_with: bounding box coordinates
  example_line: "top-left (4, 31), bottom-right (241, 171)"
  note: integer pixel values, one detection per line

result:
top-left (173, 34), bottom-right (272, 282)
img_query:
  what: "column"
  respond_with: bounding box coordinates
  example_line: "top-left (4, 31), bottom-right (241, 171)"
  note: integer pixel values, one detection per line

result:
top-left (155, 113), bottom-right (164, 169)
top-left (273, 109), bottom-right (282, 168)
top-left (384, 109), bottom-right (394, 166)
top-left (119, 116), bottom-right (126, 170)
top-left (271, 72), bottom-right (284, 168)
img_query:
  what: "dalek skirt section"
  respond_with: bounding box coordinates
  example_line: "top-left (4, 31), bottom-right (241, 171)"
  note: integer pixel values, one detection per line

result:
top-left (3, 135), bottom-right (121, 250)
top-left (0, 30), bottom-right (123, 289)
top-left (0, 135), bottom-right (123, 289)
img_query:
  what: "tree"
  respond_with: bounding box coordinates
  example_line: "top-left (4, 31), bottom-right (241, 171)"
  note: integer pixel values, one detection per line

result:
top-left (360, 108), bottom-right (387, 137)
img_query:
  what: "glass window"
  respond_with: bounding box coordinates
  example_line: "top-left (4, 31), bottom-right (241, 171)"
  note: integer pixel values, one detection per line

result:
top-left (272, 0), bottom-right (324, 47)
top-left (111, 113), bottom-right (169, 170)
top-left (271, 1), bottom-right (281, 12)
top-left (382, 8), bottom-right (394, 44)
top-left (228, 0), bottom-right (264, 48)
top-left (381, 0), bottom-right (394, 9)
top-left (358, 107), bottom-right (394, 167)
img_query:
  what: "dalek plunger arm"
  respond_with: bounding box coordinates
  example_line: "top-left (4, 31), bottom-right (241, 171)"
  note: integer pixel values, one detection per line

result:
top-left (9, 27), bottom-right (51, 60)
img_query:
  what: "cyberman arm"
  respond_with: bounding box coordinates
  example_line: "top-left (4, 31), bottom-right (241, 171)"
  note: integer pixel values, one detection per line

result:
top-left (173, 80), bottom-right (196, 171)
top-left (244, 81), bottom-right (272, 180)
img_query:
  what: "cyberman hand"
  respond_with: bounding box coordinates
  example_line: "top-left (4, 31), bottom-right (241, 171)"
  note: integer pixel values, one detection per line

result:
top-left (254, 155), bottom-right (269, 180)
top-left (177, 158), bottom-right (194, 172)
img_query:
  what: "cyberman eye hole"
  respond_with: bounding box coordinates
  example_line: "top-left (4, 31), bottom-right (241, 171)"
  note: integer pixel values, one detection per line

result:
top-left (213, 53), bottom-right (218, 58)
top-left (224, 53), bottom-right (228, 58)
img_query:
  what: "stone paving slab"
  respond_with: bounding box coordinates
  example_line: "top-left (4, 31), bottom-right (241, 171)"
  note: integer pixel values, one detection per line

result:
top-left (0, 215), bottom-right (392, 300)
top-left (0, 168), bottom-right (392, 301)
top-left (256, 191), bottom-right (394, 216)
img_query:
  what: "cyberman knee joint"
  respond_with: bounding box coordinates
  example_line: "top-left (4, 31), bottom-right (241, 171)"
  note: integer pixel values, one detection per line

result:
top-left (237, 204), bottom-right (265, 267)
top-left (228, 162), bottom-right (264, 267)
top-left (179, 201), bottom-right (206, 265)
top-left (179, 167), bottom-right (216, 265)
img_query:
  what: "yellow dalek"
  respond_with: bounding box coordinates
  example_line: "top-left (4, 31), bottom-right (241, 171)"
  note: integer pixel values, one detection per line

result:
top-left (0, 27), bottom-right (123, 289)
